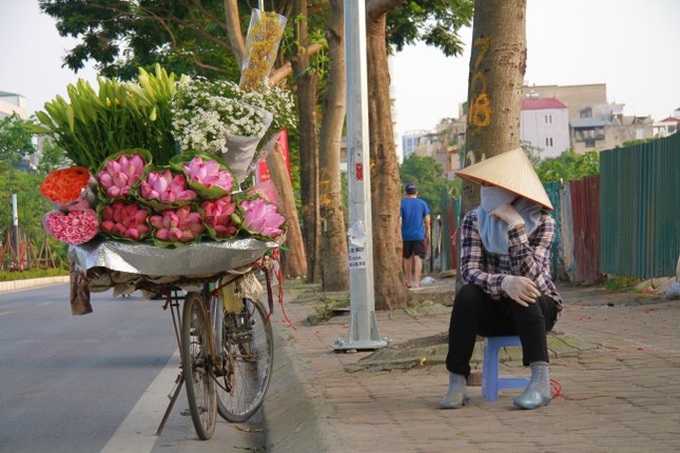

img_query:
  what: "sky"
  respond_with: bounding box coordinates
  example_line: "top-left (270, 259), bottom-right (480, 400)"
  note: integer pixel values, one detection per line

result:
top-left (1, 0), bottom-right (679, 139)
top-left (0, 0), bottom-right (98, 113)
top-left (392, 0), bottom-right (680, 136)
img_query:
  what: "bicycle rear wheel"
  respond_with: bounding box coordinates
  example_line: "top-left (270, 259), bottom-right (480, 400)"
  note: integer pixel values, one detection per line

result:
top-left (216, 297), bottom-right (274, 422)
top-left (181, 291), bottom-right (217, 440)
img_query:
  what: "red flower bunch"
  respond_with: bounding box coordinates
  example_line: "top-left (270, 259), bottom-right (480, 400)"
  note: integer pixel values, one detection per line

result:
top-left (40, 166), bottom-right (92, 205)
top-left (99, 201), bottom-right (151, 240)
top-left (43, 209), bottom-right (99, 245)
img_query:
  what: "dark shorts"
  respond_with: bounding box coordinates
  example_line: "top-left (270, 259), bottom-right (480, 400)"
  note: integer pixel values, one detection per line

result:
top-left (403, 240), bottom-right (426, 259)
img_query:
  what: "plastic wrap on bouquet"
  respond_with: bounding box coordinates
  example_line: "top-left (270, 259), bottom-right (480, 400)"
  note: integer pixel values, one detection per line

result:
top-left (245, 129), bottom-right (282, 180)
top-left (55, 182), bottom-right (98, 212)
top-left (69, 237), bottom-right (278, 284)
top-left (239, 9), bottom-right (287, 91)
top-left (221, 109), bottom-right (273, 183)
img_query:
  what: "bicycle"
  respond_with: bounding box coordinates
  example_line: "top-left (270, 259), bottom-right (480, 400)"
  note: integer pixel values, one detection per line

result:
top-left (154, 267), bottom-right (275, 440)
top-left (69, 237), bottom-right (280, 441)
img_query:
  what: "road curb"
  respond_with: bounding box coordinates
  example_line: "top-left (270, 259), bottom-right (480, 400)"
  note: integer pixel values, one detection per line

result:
top-left (0, 276), bottom-right (69, 293)
top-left (263, 324), bottom-right (335, 452)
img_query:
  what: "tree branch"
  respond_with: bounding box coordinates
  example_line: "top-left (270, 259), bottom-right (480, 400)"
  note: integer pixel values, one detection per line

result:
top-left (269, 42), bottom-right (324, 85)
top-left (366, 0), bottom-right (406, 22)
top-left (223, 0), bottom-right (246, 65)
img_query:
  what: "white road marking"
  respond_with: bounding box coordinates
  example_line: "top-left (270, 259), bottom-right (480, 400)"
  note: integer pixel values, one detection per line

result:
top-left (101, 349), bottom-right (181, 453)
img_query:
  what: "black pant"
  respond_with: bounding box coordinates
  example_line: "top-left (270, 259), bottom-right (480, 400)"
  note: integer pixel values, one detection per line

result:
top-left (445, 284), bottom-right (559, 378)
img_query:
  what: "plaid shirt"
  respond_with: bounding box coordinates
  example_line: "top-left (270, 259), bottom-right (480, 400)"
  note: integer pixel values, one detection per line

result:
top-left (460, 208), bottom-right (564, 311)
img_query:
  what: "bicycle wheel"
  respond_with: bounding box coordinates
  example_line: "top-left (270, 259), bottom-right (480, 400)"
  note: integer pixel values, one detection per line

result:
top-left (181, 291), bottom-right (217, 440)
top-left (216, 297), bottom-right (274, 422)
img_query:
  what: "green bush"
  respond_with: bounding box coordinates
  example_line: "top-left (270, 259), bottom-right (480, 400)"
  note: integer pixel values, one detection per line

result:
top-left (0, 267), bottom-right (69, 282)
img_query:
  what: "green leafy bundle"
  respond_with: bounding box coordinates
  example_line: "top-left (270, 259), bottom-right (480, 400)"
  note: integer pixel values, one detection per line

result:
top-left (30, 64), bottom-right (177, 172)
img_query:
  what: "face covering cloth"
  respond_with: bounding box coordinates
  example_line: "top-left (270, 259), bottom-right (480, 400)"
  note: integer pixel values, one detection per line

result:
top-left (477, 186), bottom-right (542, 255)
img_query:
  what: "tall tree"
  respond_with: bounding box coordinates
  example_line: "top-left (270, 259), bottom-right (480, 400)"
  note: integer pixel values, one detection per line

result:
top-left (0, 114), bottom-right (36, 165)
top-left (399, 153), bottom-right (456, 216)
top-left (462, 0), bottom-right (527, 213)
top-left (317, 0), bottom-right (350, 291)
top-left (365, 0), bottom-right (472, 310)
top-left (292, 0), bottom-right (322, 283)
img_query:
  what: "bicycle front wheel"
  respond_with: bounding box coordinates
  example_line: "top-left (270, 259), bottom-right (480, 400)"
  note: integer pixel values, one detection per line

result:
top-left (181, 291), bottom-right (217, 440)
top-left (216, 297), bottom-right (274, 422)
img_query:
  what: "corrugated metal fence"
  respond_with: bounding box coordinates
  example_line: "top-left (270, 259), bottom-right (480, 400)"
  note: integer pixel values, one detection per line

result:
top-left (568, 175), bottom-right (602, 283)
top-left (600, 133), bottom-right (680, 278)
top-left (439, 193), bottom-right (460, 271)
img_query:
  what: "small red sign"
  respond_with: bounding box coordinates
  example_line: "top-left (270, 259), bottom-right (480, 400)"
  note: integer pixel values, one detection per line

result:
top-left (256, 129), bottom-right (291, 183)
top-left (355, 163), bottom-right (363, 180)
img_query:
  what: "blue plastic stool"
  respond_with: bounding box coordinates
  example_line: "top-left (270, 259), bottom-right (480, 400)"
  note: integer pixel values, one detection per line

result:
top-left (481, 335), bottom-right (530, 402)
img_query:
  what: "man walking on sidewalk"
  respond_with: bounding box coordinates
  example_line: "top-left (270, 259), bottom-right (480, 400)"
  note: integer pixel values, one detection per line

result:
top-left (400, 182), bottom-right (431, 289)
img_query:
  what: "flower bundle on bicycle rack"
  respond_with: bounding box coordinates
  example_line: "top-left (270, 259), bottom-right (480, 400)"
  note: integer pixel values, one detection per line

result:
top-left (33, 56), bottom-right (294, 321)
top-left (41, 150), bottom-right (286, 247)
top-left (36, 64), bottom-right (293, 249)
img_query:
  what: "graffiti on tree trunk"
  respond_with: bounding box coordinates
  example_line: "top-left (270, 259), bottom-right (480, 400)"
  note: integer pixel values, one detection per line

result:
top-left (467, 36), bottom-right (492, 133)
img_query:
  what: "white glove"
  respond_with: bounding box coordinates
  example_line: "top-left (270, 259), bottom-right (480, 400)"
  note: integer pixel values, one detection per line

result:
top-left (490, 203), bottom-right (524, 229)
top-left (501, 276), bottom-right (540, 307)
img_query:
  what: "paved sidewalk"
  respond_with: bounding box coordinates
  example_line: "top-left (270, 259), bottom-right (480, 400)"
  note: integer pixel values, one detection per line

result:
top-left (263, 280), bottom-right (680, 452)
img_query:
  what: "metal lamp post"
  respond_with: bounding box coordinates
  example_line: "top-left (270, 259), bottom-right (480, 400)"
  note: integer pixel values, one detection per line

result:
top-left (333, 0), bottom-right (386, 351)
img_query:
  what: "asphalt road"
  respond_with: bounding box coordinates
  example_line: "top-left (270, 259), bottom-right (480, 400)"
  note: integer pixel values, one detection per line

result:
top-left (0, 283), bottom-right (265, 453)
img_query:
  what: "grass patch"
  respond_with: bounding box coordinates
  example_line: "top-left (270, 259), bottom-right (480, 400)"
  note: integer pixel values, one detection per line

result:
top-left (604, 275), bottom-right (641, 292)
top-left (0, 267), bottom-right (69, 282)
top-left (306, 296), bottom-right (350, 325)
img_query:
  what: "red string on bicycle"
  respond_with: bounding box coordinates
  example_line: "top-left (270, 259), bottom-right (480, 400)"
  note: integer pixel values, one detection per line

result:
top-left (268, 248), bottom-right (297, 330)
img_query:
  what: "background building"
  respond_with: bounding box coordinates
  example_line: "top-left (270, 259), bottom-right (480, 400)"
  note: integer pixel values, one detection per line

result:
top-left (398, 83), bottom-right (672, 181)
top-left (520, 97), bottom-right (570, 158)
top-left (0, 91), bottom-right (28, 120)
top-left (401, 130), bottom-right (429, 160)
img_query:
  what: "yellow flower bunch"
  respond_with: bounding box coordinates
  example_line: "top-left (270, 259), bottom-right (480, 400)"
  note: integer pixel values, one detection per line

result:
top-left (240, 9), bottom-right (287, 92)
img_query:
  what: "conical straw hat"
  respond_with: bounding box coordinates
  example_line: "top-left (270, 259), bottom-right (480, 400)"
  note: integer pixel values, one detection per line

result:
top-left (455, 147), bottom-right (553, 210)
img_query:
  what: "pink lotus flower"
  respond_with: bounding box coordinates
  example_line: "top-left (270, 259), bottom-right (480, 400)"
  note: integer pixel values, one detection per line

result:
top-left (43, 209), bottom-right (99, 245)
top-left (201, 195), bottom-right (239, 238)
top-left (99, 201), bottom-right (151, 240)
top-left (98, 154), bottom-right (146, 198)
top-left (140, 169), bottom-right (198, 203)
top-left (149, 205), bottom-right (206, 243)
top-left (240, 197), bottom-right (285, 238)
top-left (183, 157), bottom-right (235, 192)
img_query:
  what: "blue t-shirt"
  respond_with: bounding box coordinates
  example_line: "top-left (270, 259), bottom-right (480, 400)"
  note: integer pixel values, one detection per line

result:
top-left (400, 197), bottom-right (430, 241)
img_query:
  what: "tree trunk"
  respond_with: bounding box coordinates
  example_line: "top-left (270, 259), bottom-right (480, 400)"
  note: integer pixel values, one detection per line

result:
top-left (462, 0), bottom-right (527, 214)
top-left (266, 145), bottom-right (308, 278)
top-left (365, 13), bottom-right (416, 310)
top-left (456, 0), bottom-right (527, 290)
top-left (292, 0), bottom-right (322, 284)
top-left (317, 0), bottom-right (350, 291)
top-left (223, 0), bottom-right (246, 63)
